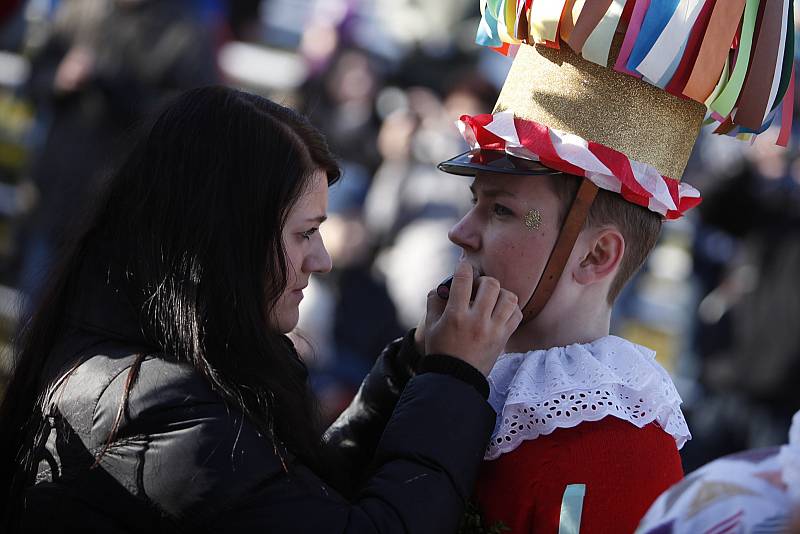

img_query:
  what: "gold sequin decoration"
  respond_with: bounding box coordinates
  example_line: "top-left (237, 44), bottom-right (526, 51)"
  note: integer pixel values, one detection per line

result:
top-left (492, 36), bottom-right (706, 179)
top-left (524, 208), bottom-right (542, 230)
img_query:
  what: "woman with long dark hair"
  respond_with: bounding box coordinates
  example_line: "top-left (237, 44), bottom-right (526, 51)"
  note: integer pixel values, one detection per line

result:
top-left (0, 86), bottom-right (521, 532)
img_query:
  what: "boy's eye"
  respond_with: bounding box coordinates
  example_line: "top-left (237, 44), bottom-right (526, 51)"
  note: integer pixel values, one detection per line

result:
top-left (493, 204), bottom-right (513, 217)
top-left (302, 228), bottom-right (318, 240)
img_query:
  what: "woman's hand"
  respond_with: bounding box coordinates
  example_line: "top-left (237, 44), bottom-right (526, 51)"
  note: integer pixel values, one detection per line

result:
top-left (423, 261), bottom-right (522, 376)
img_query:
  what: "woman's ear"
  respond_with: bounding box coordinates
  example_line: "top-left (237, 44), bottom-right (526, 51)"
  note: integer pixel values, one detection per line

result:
top-left (573, 227), bottom-right (624, 286)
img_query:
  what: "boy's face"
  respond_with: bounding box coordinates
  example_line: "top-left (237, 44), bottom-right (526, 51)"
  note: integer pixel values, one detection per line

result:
top-left (448, 171), bottom-right (562, 309)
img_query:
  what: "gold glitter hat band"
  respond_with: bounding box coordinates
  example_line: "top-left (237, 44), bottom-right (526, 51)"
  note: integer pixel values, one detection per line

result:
top-left (495, 39), bottom-right (706, 179)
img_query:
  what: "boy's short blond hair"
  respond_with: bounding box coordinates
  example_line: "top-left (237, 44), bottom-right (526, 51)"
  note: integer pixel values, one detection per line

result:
top-left (547, 175), bottom-right (663, 304)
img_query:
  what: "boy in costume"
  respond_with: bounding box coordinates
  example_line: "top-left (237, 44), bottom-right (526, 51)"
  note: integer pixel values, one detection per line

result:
top-left (433, 1), bottom-right (796, 532)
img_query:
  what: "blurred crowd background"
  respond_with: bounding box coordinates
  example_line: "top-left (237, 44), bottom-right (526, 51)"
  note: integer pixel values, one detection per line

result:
top-left (0, 0), bottom-right (798, 474)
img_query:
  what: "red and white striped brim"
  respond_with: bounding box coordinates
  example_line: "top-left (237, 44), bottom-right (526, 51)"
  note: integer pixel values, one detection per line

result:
top-left (455, 112), bottom-right (702, 220)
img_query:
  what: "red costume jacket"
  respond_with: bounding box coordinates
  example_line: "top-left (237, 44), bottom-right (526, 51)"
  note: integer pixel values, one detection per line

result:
top-left (475, 417), bottom-right (683, 533)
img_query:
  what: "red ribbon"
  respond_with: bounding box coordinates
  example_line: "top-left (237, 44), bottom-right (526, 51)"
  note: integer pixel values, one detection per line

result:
top-left (457, 114), bottom-right (703, 218)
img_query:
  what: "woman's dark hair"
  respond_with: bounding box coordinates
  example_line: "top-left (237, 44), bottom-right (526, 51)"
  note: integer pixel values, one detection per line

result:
top-left (0, 86), bottom-right (340, 514)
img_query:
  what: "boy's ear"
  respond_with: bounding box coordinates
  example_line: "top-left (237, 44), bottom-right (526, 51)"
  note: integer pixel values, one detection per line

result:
top-left (573, 227), bottom-right (624, 285)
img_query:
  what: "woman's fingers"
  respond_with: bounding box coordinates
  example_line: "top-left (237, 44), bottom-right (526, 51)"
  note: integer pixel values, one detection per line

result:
top-left (491, 289), bottom-right (520, 323)
top-left (504, 301), bottom-right (524, 334)
top-left (445, 260), bottom-right (475, 311)
top-left (426, 289), bottom-right (446, 324)
top-left (473, 276), bottom-right (501, 315)
top-left (425, 269), bottom-right (522, 376)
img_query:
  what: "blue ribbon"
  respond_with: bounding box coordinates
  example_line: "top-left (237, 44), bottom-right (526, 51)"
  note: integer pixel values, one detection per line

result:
top-left (626, 0), bottom-right (681, 73)
top-left (476, 0), bottom-right (504, 48)
top-left (558, 484), bottom-right (587, 534)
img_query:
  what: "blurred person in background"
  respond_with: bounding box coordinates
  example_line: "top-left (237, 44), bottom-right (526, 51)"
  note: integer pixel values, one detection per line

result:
top-left (17, 0), bottom-right (217, 308)
top-left (682, 140), bottom-right (800, 472)
top-left (638, 408), bottom-right (800, 533)
top-left (0, 86), bottom-right (522, 532)
top-left (365, 80), bottom-right (494, 331)
top-left (302, 46), bottom-right (384, 177)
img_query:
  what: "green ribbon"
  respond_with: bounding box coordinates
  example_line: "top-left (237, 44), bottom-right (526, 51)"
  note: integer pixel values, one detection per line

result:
top-left (709, 0), bottom-right (761, 117)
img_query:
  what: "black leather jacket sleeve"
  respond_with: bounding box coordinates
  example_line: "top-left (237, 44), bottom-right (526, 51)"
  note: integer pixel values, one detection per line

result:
top-left (323, 330), bottom-right (422, 495)
top-left (323, 329), bottom-right (492, 498)
top-left (218, 372), bottom-right (496, 533)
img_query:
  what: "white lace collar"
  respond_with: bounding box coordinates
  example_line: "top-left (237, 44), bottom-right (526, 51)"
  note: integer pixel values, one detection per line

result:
top-left (485, 335), bottom-right (691, 460)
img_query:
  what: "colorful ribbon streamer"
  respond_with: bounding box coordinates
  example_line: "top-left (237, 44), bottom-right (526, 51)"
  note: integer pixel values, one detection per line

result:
top-left (777, 65), bottom-right (795, 147)
top-left (474, 0), bottom-right (795, 145)
top-left (735, 0), bottom-right (787, 129)
top-left (708, 0), bottom-right (760, 118)
top-left (625, 0), bottom-right (680, 73)
top-left (582, 0), bottom-right (628, 66)
top-left (529, 0), bottom-right (569, 44)
top-left (615, 0), bottom-right (651, 77)
top-left (664, 0), bottom-right (717, 98)
top-left (683, 0), bottom-right (747, 102)
top-left (635, 0), bottom-right (706, 86)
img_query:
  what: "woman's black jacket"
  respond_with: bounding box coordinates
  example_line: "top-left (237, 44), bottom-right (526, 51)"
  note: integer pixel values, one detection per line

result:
top-left (15, 279), bottom-right (496, 533)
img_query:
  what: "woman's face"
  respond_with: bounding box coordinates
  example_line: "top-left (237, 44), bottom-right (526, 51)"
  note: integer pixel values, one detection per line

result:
top-left (273, 170), bottom-right (332, 333)
top-left (448, 172), bottom-right (561, 308)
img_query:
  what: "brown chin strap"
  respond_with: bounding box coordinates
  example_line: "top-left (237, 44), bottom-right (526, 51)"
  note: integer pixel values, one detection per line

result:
top-left (520, 178), bottom-right (599, 324)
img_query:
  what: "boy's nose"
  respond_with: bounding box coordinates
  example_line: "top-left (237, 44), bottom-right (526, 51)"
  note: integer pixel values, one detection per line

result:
top-left (448, 215), bottom-right (480, 251)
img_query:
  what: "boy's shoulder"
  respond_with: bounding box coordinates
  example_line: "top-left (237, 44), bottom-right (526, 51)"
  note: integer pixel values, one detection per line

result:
top-left (485, 417), bottom-right (681, 475)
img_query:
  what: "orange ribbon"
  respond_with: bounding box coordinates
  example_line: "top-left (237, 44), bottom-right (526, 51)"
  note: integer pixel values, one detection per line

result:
top-left (682, 0), bottom-right (747, 102)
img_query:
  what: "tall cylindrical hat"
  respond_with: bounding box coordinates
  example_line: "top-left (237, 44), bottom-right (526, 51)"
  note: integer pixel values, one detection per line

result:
top-left (438, 0), bottom-right (795, 319)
